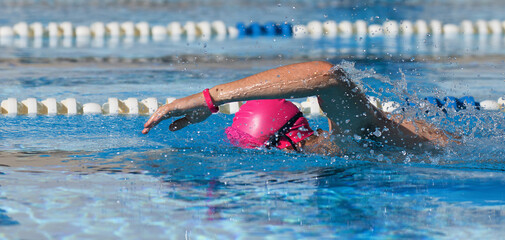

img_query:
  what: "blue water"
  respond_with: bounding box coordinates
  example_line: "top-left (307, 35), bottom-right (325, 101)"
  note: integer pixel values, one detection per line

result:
top-left (1, 0), bottom-right (505, 239)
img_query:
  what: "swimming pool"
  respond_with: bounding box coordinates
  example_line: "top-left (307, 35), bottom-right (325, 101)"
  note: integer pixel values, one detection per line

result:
top-left (1, 0), bottom-right (505, 239)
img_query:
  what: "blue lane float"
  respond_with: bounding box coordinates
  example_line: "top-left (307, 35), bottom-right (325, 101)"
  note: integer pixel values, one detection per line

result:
top-left (235, 22), bottom-right (246, 38)
top-left (246, 22), bottom-right (262, 37)
top-left (424, 96), bottom-right (481, 111)
top-left (263, 22), bottom-right (276, 36)
top-left (235, 22), bottom-right (292, 38)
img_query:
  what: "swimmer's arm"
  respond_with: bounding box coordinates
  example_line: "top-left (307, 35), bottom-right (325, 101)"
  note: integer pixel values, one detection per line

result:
top-left (209, 60), bottom-right (444, 147)
top-left (143, 61), bottom-right (438, 146)
top-left (210, 61), bottom-right (339, 103)
top-left (213, 62), bottom-right (399, 137)
top-left (144, 61), bottom-right (343, 133)
top-left (143, 61), bottom-right (390, 134)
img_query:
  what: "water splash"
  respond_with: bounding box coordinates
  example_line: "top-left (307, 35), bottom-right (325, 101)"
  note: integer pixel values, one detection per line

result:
top-left (332, 61), bottom-right (505, 167)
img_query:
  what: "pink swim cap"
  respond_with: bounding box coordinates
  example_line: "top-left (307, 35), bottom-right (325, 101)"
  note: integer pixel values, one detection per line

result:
top-left (225, 99), bottom-right (314, 149)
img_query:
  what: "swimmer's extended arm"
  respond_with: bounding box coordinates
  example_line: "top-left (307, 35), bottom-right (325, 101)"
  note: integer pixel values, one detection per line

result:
top-left (143, 61), bottom-right (339, 134)
top-left (143, 61), bottom-right (351, 134)
top-left (142, 61), bottom-right (447, 147)
top-left (143, 61), bottom-right (390, 133)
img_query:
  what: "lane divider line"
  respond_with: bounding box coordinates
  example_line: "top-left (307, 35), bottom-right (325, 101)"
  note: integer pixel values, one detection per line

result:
top-left (1, 96), bottom-right (504, 116)
top-left (1, 19), bottom-right (505, 41)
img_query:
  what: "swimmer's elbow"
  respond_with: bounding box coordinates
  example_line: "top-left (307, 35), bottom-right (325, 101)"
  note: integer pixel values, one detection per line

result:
top-left (306, 61), bottom-right (340, 88)
top-left (308, 61), bottom-right (334, 73)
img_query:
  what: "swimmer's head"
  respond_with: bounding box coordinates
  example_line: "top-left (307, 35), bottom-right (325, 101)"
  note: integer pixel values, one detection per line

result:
top-left (225, 99), bottom-right (314, 150)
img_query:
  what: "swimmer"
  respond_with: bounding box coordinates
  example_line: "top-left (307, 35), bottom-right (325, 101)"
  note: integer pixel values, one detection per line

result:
top-left (142, 61), bottom-right (455, 155)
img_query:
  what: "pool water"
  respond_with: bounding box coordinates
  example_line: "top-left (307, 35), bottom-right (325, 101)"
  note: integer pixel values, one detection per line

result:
top-left (1, 0), bottom-right (505, 239)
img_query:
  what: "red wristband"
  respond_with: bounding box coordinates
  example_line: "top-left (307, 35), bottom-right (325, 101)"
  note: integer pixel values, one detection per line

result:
top-left (202, 88), bottom-right (219, 113)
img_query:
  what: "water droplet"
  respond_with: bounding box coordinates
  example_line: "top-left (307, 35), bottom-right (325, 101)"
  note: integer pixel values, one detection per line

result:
top-left (373, 129), bottom-right (382, 137)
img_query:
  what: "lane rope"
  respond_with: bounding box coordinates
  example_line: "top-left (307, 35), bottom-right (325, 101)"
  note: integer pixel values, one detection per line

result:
top-left (1, 96), bottom-right (504, 116)
top-left (0, 19), bottom-right (504, 42)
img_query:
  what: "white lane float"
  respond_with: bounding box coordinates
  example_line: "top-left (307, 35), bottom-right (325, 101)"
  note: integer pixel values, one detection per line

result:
top-left (307, 21), bottom-right (323, 39)
top-left (13, 22), bottom-right (29, 37)
top-left (30, 22), bottom-right (44, 38)
top-left (323, 20), bottom-right (338, 37)
top-left (400, 21), bottom-right (414, 36)
top-left (383, 20), bottom-right (399, 36)
top-left (292, 25), bottom-right (308, 38)
top-left (338, 21), bottom-right (353, 36)
top-left (1, 96), bottom-right (504, 116)
top-left (0, 19), bottom-right (503, 46)
top-left (211, 20), bottom-right (227, 39)
top-left (354, 20), bottom-right (368, 36)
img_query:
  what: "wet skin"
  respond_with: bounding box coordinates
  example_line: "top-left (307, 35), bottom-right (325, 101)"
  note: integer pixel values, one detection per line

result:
top-left (143, 61), bottom-right (454, 151)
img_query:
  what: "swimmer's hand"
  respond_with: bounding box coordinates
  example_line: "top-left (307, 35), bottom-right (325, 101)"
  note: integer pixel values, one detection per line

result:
top-left (142, 98), bottom-right (211, 134)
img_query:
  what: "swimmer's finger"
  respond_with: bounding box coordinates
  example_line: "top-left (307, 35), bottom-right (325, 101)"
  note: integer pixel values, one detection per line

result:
top-left (142, 115), bottom-right (163, 132)
top-left (144, 112), bottom-right (167, 128)
top-left (142, 106), bottom-right (172, 133)
top-left (142, 121), bottom-right (161, 134)
top-left (169, 117), bottom-right (192, 131)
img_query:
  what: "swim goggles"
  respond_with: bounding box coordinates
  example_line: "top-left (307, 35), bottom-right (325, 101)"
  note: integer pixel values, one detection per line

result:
top-left (264, 111), bottom-right (304, 152)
